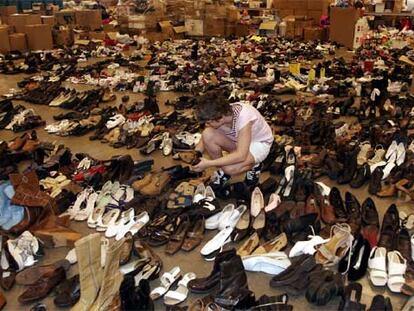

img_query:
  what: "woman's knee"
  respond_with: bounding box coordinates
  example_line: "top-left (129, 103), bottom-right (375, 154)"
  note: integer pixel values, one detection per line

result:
top-left (202, 127), bottom-right (218, 145)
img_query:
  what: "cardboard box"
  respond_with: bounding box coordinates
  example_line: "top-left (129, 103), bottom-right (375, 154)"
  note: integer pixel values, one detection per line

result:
top-left (54, 10), bottom-right (76, 26)
top-left (307, 0), bottom-right (332, 15)
top-left (0, 25), bottom-right (10, 53)
top-left (103, 23), bottom-right (115, 32)
top-left (294, 9), bottom-right (308, 16)
top-left (226, 7), bottom-right (240, 22)
top-left (75, 9), bottom-right (102, 30)
top-left (273, 0), bottom-right (290, 9)
top-left (249, 1), bottom-right (262, 8)
top-left (89, 31), bottom-right (106, 40)
top-left (8, 14), bottom-right (28, 33)
top-left (204, 17), bottom-right (225, 37)
top-left (304, 26), bottom-right (323, 40)
top-left (235, 23), bottom-right (249, 36)
top-left (308, 10), bottom-right (322, 25)
top-left (329, 7), bottom-right (359, 49)
top-left (9, 33), bottom-right (27, 51)
top-left (279, 9), bottom-right (294, 17)
top-left (53, 27), bottom-right (74, 46)
top-left (25, 24), bottom-right (53, 50)
top-left (26, 14), bottom-right (42, 25)
top-left (285, 0), bottom-right (308, 10)
top-left (41, 15), bottom-right (55, 26)
top-left (185, 19), bottom-right (203, 36)
top-left (225, 22), bottom-right (237, 36)
top-left (0, 6), bottom-right (17, 24)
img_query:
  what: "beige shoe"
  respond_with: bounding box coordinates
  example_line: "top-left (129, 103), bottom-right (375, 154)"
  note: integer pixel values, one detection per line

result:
top-left (71, 233), bottom-right (102, 311)
top-left (140, 173), bottom-right (171, 196)
top-left (237, 232), bottom-right (260, 257)
top-left (252, 233), bottom-right (287, 255)
top-left (132, 174), bottom-right (153, 191)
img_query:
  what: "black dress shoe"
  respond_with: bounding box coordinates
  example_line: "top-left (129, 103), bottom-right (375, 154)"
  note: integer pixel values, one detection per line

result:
top-left (282, 213), bottom-right (319, 236)
top-left (369, 167), bottom-right (383, 195)
top-left (350, 163), bottom-right (370, 188)
top-left (345, 192), bottom-right (361, 235)
top-left (53, 275), bottom-right (80, 308)
top-left (329, 187), bottom-right (348, 221)
top-left (338, 235), bottom-right (371, 281)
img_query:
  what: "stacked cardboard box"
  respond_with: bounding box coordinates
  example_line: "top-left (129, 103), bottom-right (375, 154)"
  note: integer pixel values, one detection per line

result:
top-left (273, 0), bottom-right (333, 25)
top-left (25, 24), bottom-right (53, 50)
top-left (0, 6), bottom-right (17, 25)
top-left (9, 33), bottom-right (27, 51)
top-left (0, 25), bottom-right (11, 53)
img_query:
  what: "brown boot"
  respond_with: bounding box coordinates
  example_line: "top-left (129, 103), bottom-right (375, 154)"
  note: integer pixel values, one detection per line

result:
top-left (71, 234), bottom-right (102, 311)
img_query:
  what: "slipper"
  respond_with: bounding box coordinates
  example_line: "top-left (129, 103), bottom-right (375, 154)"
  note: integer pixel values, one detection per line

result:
top-left (164, 272), bottom-right (197, 305)
top-left (150, 266), bottom-right (181, 300)
top-left (387, 250), bottom-right (407, 293)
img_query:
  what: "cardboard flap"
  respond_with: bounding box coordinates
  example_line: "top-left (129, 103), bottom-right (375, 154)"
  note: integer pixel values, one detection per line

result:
top-left (259, 21), bottom-right (277, 30)
top-left (158, 20), bottom-right (172, 28)
top-left (173, 26), bottom-right (186, 33)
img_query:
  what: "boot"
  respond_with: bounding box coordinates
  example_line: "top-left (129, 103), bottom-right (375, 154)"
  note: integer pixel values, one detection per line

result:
top-left (214, 253), bottom-right (249, 309)
top-left (188, 249), bottom-right (236, 294)
top-left (71, 233), bottom-right (102, 311)
top-left (337, 150), bottom-right (357, 185)
top-left (90, 239), bottom-right (124, 311)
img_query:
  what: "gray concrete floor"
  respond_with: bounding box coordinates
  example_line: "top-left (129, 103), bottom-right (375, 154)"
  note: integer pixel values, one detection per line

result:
top-left (0, 69), bottom-right (412, 311)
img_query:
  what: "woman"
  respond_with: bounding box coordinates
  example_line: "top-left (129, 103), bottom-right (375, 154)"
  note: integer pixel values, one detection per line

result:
top-left (192, 91), bottom-right (274, 188)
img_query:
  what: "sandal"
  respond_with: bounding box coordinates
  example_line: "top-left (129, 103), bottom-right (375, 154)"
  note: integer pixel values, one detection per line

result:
top-left (164, 272), bottom-right (197, 305)
top-left (368, 246), bottom-right (387, 287)
top-left (165, 216), bottom-right (191, 255)
top-left (150, 266), bottom-right (181, 300)
top-left (315, 223), bottom-right (353, 267)
top-left (181, 218), bottom-right (205, 252)
top-left (387, 250), bottom-right (407, 293)
top-left (148, 217), bottom-right (182, 247)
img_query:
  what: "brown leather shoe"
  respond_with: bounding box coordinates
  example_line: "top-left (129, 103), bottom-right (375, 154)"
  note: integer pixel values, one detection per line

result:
top-left (397, 229), bottom-right (412, 261)
top-left (9, 170), bottom-right (40, 190)
top-left (8, 133), bottom-right (29, 151)
top-left (0, 291), bottom-right (6, 309)
top-left (132, 174), bottom-right (153, 191)
top-left (139, 172), bottom-right (171, 196)
top-left (319, 196), bottom-right (336, 225)
top-left (7, 206), bottom-right (42, 234)
top-left (18, 267), bottom-right (66, 304)
top-left (16, 259), bottom-right (70, 286)
top-left (377, 184), bottom-right (396, 197)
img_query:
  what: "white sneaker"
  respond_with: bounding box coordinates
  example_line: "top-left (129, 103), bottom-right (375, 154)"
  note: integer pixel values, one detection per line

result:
top-left (65, 248), bottom-right (77, 264)
top-left (205, 204), bottom-right (234, 230)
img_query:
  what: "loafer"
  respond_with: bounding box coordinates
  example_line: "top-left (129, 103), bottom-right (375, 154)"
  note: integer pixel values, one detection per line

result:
top-left (53, 274), bottom-right (80, 308)
top-left (18, 267), bottom-right (66, 304)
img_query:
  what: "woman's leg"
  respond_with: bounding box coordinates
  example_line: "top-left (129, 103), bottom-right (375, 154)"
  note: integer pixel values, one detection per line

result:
top-left (202, 127), bottom-right (237, 159)
top-left (221, 153), bottom-right (256, 176)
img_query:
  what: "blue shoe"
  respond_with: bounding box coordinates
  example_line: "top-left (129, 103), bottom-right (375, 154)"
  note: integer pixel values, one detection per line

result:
top-left (0, 183), bottom-right (11, 228)
top-left (0, 182), bottom-right (24, 230)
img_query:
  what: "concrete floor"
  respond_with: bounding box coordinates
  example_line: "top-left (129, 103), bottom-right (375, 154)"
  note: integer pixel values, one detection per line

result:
top-left (0, 70), bottom-right (412, 311)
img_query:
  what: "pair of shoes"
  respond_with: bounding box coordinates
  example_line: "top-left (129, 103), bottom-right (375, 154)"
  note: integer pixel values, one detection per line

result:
top-left (368, 247), bottom-right (407, 293)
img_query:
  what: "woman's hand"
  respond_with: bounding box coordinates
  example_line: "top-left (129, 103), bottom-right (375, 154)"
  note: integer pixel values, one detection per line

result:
top-left (192, 158), bottom-right (211, 172)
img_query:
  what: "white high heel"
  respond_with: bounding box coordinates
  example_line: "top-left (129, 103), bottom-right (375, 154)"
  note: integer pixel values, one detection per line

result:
top-left (96, 209), bottom-right (121, 232)
top-left (115, 212), bottom-right (150, 241)
top-left (105, 208), bottom-right (135, 238)
top-left (74, 192), bottom-right (98, 221)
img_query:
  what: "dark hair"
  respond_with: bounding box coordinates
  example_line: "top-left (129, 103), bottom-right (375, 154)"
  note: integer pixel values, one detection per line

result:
top-left (195, 91), bottom-right (232, 123)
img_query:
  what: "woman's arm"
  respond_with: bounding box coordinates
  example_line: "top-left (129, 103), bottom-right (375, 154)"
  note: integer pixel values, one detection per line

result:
top-left (195, 138), bottom-right (204, 153)
top-left (205, 122), bottom-right (252, 167)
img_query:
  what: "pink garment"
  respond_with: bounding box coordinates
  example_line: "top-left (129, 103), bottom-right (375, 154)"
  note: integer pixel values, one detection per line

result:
top-left (219, 103), bottom-right (273, 145)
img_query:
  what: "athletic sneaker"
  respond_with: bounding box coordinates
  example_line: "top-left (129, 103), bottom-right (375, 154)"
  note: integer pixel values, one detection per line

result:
top-left (245, 163), bottom-right (262, 186)
top-left (210, 169), bottom-right (231, 190)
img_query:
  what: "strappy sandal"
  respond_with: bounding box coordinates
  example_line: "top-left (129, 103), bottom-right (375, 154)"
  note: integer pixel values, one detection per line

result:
top-left (315, 223), bottom-right (354, 267)
top-left (181, 218), bottom-right (205, 251)
top-left (148, 217), bottom-right (182, 247)
top-left (165, 216), bottom-right (191, 255)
